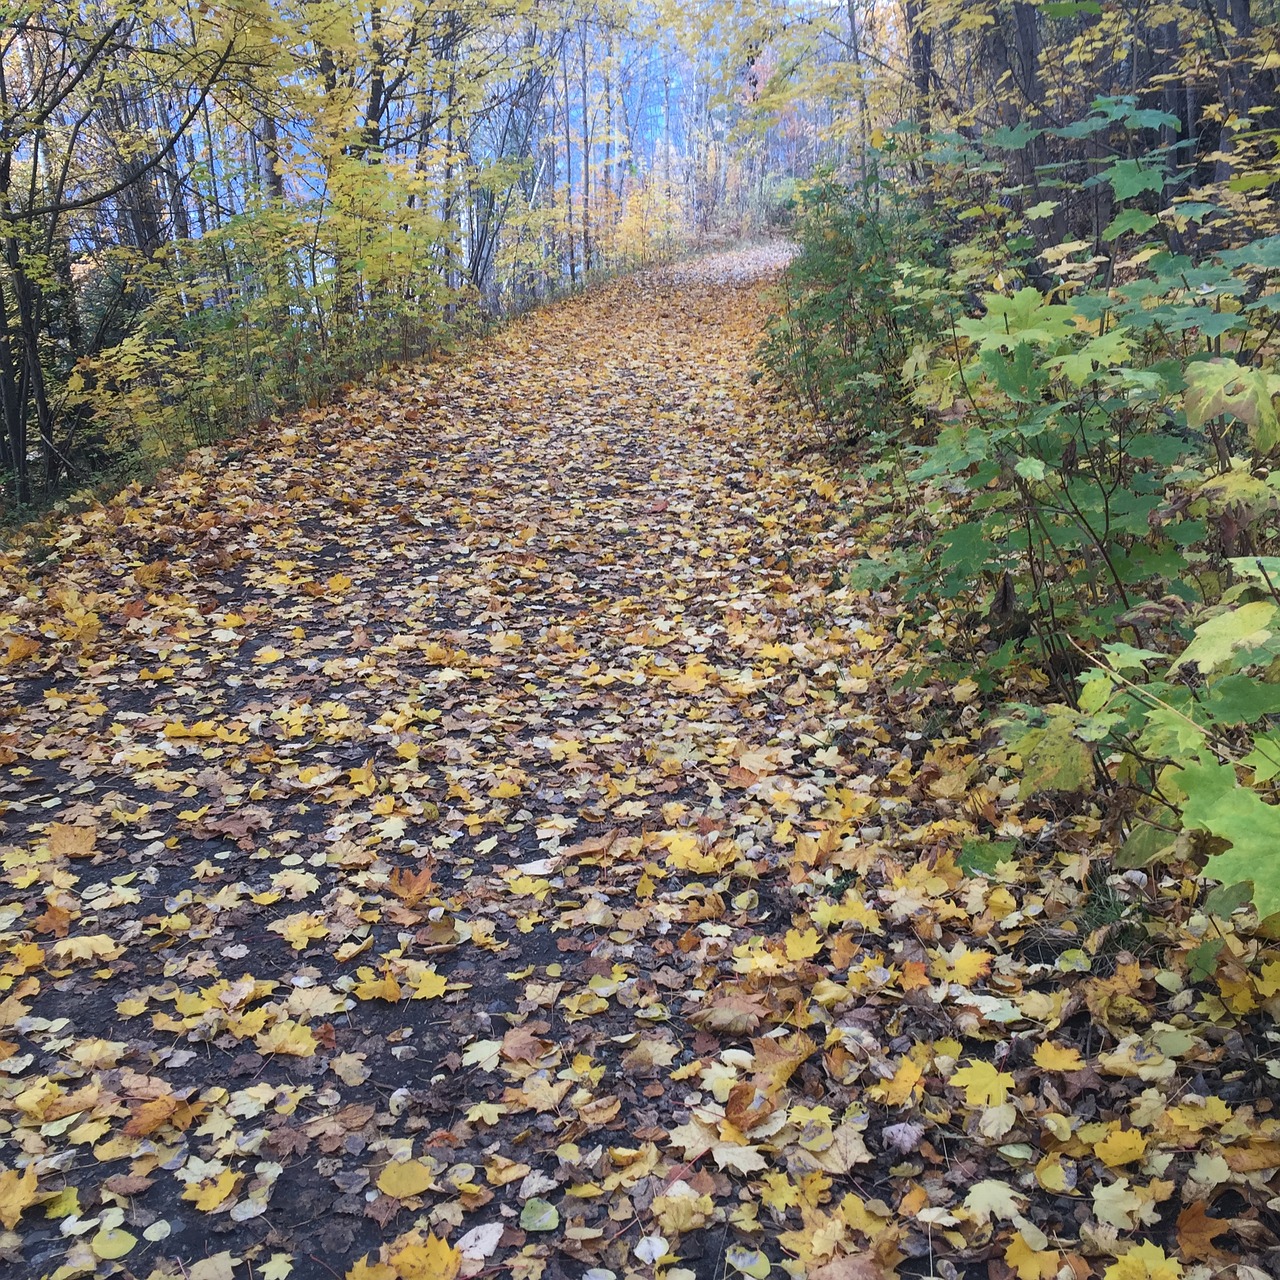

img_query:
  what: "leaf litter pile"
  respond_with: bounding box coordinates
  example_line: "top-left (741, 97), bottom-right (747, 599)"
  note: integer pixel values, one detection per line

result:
top-left (1, 247), bottom-right (1278, 1280)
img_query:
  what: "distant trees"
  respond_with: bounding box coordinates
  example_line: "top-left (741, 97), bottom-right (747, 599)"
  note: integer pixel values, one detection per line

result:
top-left (0, 0), bottom-right (791, 511)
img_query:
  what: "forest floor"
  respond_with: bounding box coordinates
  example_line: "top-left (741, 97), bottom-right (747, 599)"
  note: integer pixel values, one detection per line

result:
top-left (0, 249), bottom-right (1277, 1280)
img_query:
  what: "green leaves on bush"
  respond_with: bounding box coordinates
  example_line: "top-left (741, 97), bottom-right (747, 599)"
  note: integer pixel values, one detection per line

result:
top-left (758, 170), bottom-right (940, 442)
top-left (766, 99), bottom-right (1280, 920)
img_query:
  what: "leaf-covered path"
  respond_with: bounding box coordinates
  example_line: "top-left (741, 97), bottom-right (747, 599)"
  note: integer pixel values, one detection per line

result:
top-left (1, 250), bottom-right (1277, 1280)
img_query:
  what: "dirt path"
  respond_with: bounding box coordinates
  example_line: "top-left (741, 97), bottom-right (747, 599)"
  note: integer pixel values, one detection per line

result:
top-left (2, 249), bottom-right (1274, 1280)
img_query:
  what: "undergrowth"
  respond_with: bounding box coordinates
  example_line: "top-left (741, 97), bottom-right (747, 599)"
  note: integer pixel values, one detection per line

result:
top-left (759, 99), bottom-right (1280, 931)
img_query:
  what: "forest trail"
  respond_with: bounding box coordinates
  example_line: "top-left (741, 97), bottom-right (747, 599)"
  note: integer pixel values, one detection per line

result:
top-left (0, 251), bottom-right (1270, 1280)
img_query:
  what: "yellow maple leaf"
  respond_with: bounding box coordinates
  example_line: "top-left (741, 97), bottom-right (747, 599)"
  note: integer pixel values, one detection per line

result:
top-left (837, 1191), bottom-right (891, 1237)
top-left (51, 934), bottom-right (123, 965)
top-left (327, 573), bottom-right (353, 593)
top-left (661, 830), bottom-right (720, 873)
top-left (260, 1255), bottom-right (294, 1280)
top-left (2, 634), bottom-right (40, 665)
top-left (46, 823), bottom-right (97, 858)
top-left (1094, 1126), bottom-right (1147, 1167)
top-left (759, 1170), bottom-right (800, 1213)
top-left (408, 967), bottom-right (447, 1000)
top-left (950, 1059), bottom-right (1014, 1106)
top-left (1005, 1231), bottom-right (1060, 1280)
top-left (932, 942), bottom-right (991, 986)
top-left (0, 1165), bottom-right (39, 1229)
top-left (182, 1170), bottom-right (240, 1212)
top-left (255, 1020), bottom-right (318, 1057)
top-left (353, 965), bottom-right (402, 1002)
top-left (6, 941), bottom-right (44, 973)
top-left (784, 928), bottom-right (822, 961)
top-left (376, 1160), bottom-right (437, 1199)
top-left (268, 912), bottom-right (327, 950)
top-left (1033, 1041), bottom-right (1085, 1072)
top-left (253, 646), bottom-right (286, 664)
top-left (345, 1259), bottom-right (397, 1280)
top-left (389, 1232), bottom-right (460, 1280)
top-left (484, 1155), bottom-right (531, 1186)
top-left (871, 1056), bottom-right (923, 1107)
top-left (1103, 1242), bottom-right (1184, 1280)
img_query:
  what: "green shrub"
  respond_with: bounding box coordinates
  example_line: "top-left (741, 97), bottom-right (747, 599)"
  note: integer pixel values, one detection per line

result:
top-left (758, 169), bottom-right (942, 443)
top-left (768, 100), bottom-right (1280, 921)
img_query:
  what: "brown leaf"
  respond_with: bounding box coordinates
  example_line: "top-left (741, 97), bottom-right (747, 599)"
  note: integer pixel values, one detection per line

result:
top-left (46, 823), bottom-right (97, 859)
top-left (123, 1096), bottom-right (178, 1137)
top-left (264, 1125), bottom-right (309, 1158)
top-left (1176, 1202), bottom-right (1232, 1261)
top-left (725, 1082), bottom-right (776, 1133)
top-left (501, 1023), bottom-right (552, 1064)
top-left (102, 1174), bottom-right (154, 1197)
top-left (365, 1194), bottom-right (402, 1227)
top-left (688, 992), bottom-right (768, 1035)
top-left (1224, 1140), bottom-right (1280, 1173)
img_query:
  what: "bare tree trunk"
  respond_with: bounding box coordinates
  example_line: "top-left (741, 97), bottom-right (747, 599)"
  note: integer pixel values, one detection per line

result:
top-left (580, 19), bottom-right (592, 274)
top-left (904, 0), bottom-right (933, 197)
top-left (847, 0), bottom-right (871, 179)
top-left (562, 40), bottom-right (576, 287)
top-left (1210, 0), bottom-right (1253, 184)
top-left (261, 112), bottom-right (286, 200)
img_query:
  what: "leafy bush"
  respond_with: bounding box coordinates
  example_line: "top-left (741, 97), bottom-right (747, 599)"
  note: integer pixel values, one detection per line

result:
top-left (758, 170), bottom-right (941, 442)
top-left (67, 192), bottom-right (458, 464)
top-left (772, 101), bottom-right (1280, 920)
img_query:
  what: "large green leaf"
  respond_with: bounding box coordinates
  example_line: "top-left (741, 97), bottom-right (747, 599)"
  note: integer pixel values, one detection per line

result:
top-left (1049, 328), bottom-right (1132, 385)
top-left (1096, 159), bottom-right (1165, 200)
top-left (979, 343), bottom-right (1047, 403)
top-left (1200, 674), bottom-right (1280, 726)
top-left (1102, 209), bottom-right (1158, 241)
top-left (958, 290), bottom-right (1078, 353)
top-left (1176, 758), bottom-right (1280, 920)
top-left (1183, 359), bottom-right (1280, 451)
top-left (1218, 234), bottom-right (1280, 270)
top-left (1170, 602), bottom-right (1277, 674)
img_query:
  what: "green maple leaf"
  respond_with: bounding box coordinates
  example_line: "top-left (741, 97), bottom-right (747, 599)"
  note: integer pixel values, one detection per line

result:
top-left (1176, 758), bottom-right (1280, 920)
